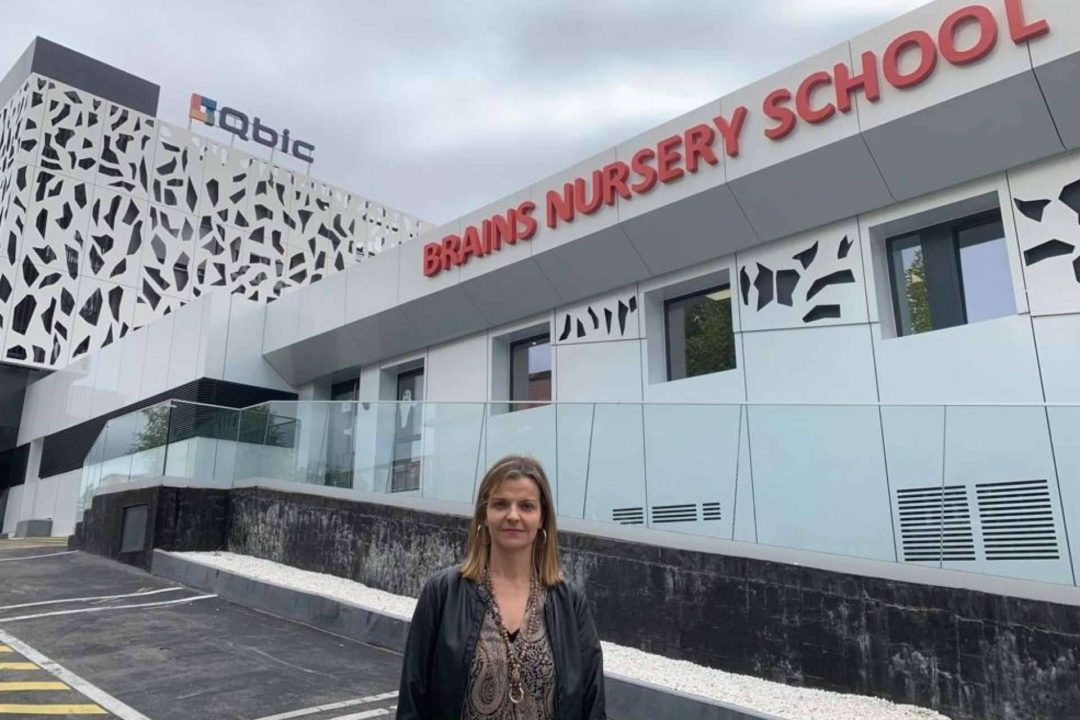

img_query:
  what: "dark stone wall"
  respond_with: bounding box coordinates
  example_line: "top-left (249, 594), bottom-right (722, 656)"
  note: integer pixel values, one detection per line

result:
top-left (228, 488), bottom-right (1080, 720)
top-left (77, 485), bottom-right (1080, 720)
top-left (72, 486), bottom-right (227, 569)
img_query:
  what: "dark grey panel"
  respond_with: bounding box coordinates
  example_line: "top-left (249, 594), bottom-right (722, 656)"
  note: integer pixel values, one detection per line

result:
top-left (728, 135), bottom-right (894, 242)
top-left (531, 225), bottom-right (650, 304)
top-left (401, 283), bottom-right (489, 348)
top-left (0, 39), bottom-right (36, 109)
top-left (29, 37), bottom-right (159, 115)
top-left (621, 185), bottom-right (759, 276)
top-left (1036, 53), bottom-right (1080, 150)
top-left (864, 71), bottom-right (1063, 201)
top-left (460, 257), bottom-right (561, 326)
top-left (0, 365), bottom-right (37, 451)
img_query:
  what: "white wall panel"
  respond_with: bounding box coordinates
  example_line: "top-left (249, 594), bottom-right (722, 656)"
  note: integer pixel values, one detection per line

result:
top-left (555, 339), bottom-right (642, 403)
top-left (872, 314), bottom-right (1043, 404)
top-left (743, 323), bottom-right (878, 403)
top-left (139, 310), bottom-right (174, 397)
top-left (1032, 314), bottom-right (1080, 402)
top-left (165, 296), bottom-right (203, 389)
top-left (426, 333), bottom-right (488, 403)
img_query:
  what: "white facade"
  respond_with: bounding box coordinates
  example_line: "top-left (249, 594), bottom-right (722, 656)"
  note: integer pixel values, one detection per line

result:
top-left (8, 0), bottom-right (1080, 590)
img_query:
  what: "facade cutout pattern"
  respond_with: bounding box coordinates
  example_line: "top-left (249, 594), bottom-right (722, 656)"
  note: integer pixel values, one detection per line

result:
top-left (555, 292), bottom-right (639, 344)
top-left (738, 230), bottom-right (860, 328)
top-left (0, 74), bottom-right (429, 371)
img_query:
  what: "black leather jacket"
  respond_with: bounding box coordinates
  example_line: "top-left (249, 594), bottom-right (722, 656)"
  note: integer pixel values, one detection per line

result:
top-left (396, 566), bottom-right (606, 719)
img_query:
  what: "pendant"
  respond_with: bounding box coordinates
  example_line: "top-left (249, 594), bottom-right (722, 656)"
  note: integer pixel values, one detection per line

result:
top-left (509, 683), bottom-right (525, 705)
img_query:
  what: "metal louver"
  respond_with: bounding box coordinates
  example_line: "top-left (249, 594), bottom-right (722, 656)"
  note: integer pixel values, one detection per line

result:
top-left (896, 485), bottom-right (975, 562)
top-left (612, 507), bottom-right (644, 525)
top-left (976, 479), bottom-right (1059, 561)
top-left (702, 502), bottom-right (722, 521)
top-left (650, 503), bottom-right (698, 524)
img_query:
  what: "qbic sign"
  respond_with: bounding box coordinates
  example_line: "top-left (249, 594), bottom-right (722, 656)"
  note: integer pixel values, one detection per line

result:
top-left (189, 94), bottom-right (316, 163)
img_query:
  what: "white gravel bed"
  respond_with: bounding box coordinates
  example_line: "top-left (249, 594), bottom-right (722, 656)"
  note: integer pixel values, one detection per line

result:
top-left (175, 551), bottom-right (950, 720)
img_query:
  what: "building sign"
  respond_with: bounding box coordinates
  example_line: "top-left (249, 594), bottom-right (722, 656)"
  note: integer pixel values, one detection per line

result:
top-left (189, 94), bottom-right (315, 163)
top-left (423, 0), bottom-right (1050, 277)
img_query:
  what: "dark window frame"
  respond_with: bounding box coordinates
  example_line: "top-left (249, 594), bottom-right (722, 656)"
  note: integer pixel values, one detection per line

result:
top-left (509, 333), bottom-right (552, 412)
top-left (886, 208), bottom-right (1008, 338)
top-left (663, 283), bottom-right (735, 382)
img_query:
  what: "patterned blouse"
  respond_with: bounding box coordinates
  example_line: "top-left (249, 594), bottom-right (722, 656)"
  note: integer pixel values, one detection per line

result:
top-left (462, 578), bottom-right (556, 719)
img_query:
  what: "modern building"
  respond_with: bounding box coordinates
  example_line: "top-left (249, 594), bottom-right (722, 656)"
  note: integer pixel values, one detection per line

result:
top-left (4, 0), bottom-right (1080, 594)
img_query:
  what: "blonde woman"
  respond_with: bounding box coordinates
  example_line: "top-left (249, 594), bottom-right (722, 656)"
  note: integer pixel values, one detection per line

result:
top-left (397, 455), bottom-right (606, 719)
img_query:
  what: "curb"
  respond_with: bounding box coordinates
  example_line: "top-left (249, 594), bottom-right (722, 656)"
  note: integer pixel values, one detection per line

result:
top-left (150, 550), bottom-right (783, 720)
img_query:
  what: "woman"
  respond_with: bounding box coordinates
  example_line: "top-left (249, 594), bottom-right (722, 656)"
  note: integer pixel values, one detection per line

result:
top-left (397, 455), bottom-right (606, 719)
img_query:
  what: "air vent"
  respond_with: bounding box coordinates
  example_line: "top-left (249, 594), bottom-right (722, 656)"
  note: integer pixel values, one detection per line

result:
top-left (650, 503), bottom-right (698, 524)
top-left (896, 485), bottom-right (975, 562)
top-left (976, 479), bottom-right (1059, 561)
top-left (612, 507), bottom-right (644, 525)
top-left (702, 502), bottom-right (722, 521)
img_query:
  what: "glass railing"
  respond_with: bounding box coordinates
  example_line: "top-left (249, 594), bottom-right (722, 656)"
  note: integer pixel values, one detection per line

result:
top-left (80, 400), bottom-right (1080, 588)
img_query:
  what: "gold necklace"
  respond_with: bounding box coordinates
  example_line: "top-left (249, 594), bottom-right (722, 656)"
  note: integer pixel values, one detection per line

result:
top-left (483, 572), bottom-right (538, 705)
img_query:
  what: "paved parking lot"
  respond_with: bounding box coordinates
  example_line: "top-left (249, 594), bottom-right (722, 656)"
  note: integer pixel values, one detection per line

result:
top-left (0, 548), bottom-right (403, 719)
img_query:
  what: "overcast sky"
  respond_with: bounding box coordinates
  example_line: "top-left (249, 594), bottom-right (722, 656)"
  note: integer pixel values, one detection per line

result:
top-left (0, 1), bottom-right (929, 225)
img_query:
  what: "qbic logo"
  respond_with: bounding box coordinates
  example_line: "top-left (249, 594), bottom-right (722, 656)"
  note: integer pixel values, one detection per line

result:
top-left (189, 93), bottom-right (316, 163)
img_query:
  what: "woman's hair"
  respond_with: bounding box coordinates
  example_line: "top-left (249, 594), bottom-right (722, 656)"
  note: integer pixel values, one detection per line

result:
top-left (461, 455), bottom-right (563, 587)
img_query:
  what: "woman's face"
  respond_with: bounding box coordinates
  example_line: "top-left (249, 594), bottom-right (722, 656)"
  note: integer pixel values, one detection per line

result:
top-left (484, 475), bottom-right (543, 553)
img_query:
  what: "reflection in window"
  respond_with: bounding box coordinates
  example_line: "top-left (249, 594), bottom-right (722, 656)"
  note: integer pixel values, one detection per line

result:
top-left (510, 334), bottom-right (551, 412)
top-left (665, 286), bottom-right (736, 381)
top-left (887, 210), bottom-right (1014, 337)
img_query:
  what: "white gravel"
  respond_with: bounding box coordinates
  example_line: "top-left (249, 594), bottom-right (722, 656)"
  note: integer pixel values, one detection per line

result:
top-left (175, 551), bottom-right (951, 720)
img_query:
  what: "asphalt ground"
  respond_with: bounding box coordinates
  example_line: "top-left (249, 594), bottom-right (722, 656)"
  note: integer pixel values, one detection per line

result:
top-left (0, 549), bottom-right (403, 720)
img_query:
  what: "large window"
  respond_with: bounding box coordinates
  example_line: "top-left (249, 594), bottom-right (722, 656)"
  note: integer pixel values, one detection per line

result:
top-left (887, 210), bottom-right (1014, 337)
top-left (664, 285), bottom-right (736, 381)
top-left (509, 334), bottom-right (551, 412)
top-left (391, 368), bottom-right (423, 492)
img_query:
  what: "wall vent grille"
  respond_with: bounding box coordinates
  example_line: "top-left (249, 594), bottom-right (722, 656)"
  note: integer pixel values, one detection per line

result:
top-left (702, 502), bottom-right (722, 521)
top-left (651, 503), bottom-right (698, 524)
top-left (976, 479), bottom-right (1059, 561)
top-left (896, 485), bottom-right (975, 562)
top-left (612, 507), bottom-right (644, 525)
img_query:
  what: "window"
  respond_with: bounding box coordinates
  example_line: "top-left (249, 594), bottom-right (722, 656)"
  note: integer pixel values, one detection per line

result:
top-left (509, 334), bottom-right (551, 412)
top-left (391, 368), bottom-right (423, 492)
top-left (887, 210), bottom-right (1014, 337)
top-left (664, 285), bottom-right (736, 381)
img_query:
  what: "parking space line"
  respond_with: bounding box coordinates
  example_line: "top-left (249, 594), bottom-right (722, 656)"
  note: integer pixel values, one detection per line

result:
top-left (0, 663), bottom-right (38, 670)
top-left (253, 691), bottom-right (399, 720)
top-left (0, 552), bottom-right (77, 563)
top-left (0, 681), bottom-right (69, 691)
top-left (0, 704), bottom-right (107, 715)
top-left (0, 629), bottom-right (151, 720)
top-left (0, 587), bottom-right (185, 612)
top-left (0, 593), bottom-right (217, 623)
top-left (0, 647), bottom-right (11, 654)
top-left (326, 708), bottom-right (394, 720)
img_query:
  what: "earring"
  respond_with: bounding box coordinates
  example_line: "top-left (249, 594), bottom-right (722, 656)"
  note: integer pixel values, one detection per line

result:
top-left (539, 529), bottom-right (548, 545)
top-left (477, 524), bottom-right (485, 536)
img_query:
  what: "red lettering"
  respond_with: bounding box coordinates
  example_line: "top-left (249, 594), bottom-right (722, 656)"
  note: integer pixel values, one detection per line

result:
top-left (460, 225), bottom-right (484, 263)
top-left (546, 184), bottom-right (574, 229)
top-left (490, 213), bottom-right (510, 250)
top-left (601, 162), bottom-right (631, 205)
top-left (1005, 0), bottom-right (1050, 43)
top-left (574, 171), bottom-right (604, 214)
top-left (712, 106), bottom-right (748, 158)
top-left (684, 124), bottom-right (718, 173)
top-left (835, 51), bottom-right (880, 114)
top-left (440, 234), bottom-right (462, 271)
top-left (422, 242), bottom-right (442, 277)
top-left (515, 201), bottom-right (538, 240)
top-left (656, 135), bottom-right (684, 183)
top-left (939, 6), bottom-right (997, 65)
top-left (795, 71), bottom-right (835, 124)
top-left (763, 89), bottom-right (796, 140)
top-left (883, 30), bottom-right (937, 89)
top-left (630, 148), bottom-right (658, 193)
